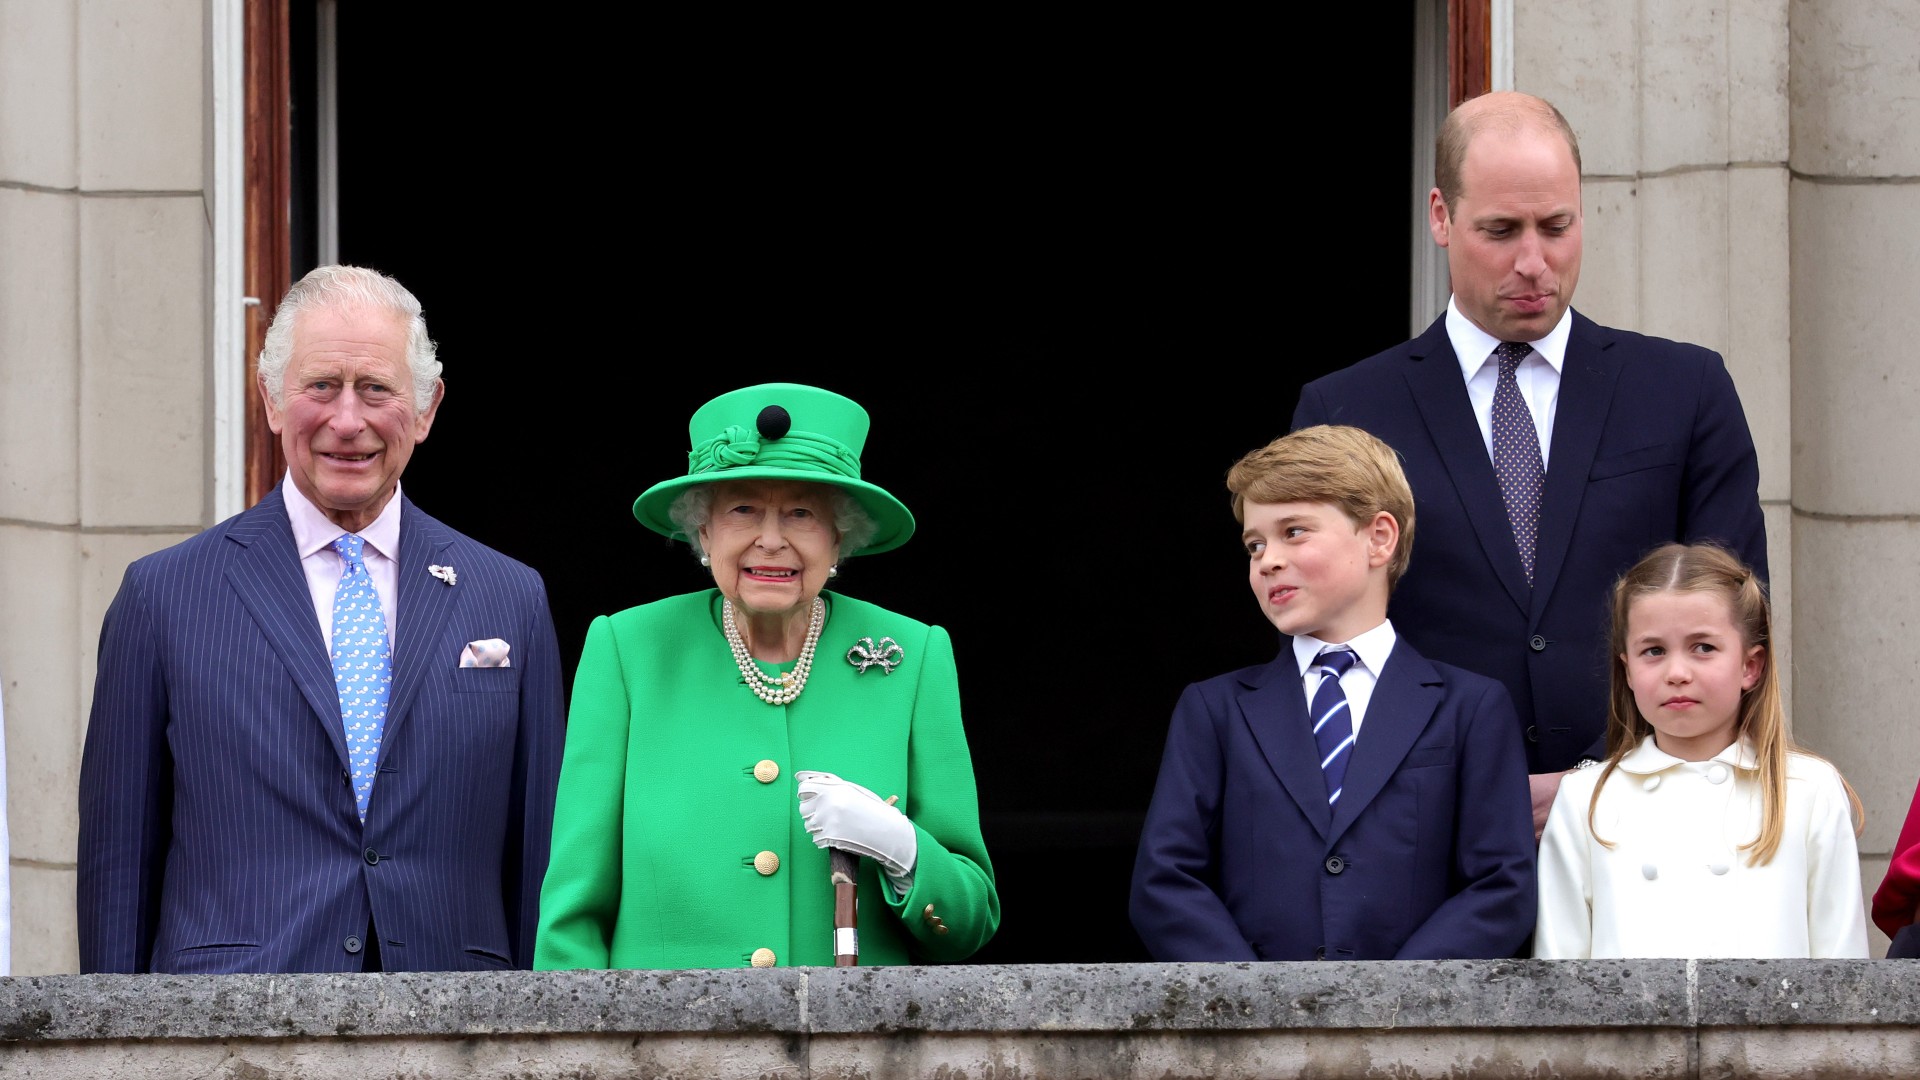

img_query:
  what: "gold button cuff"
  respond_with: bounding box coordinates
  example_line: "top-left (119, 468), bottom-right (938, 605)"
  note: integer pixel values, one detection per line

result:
top-left (922, 902), bottom-right (948, 934)
top-left (754, 850), bottom-right (780, 876)
top-left (753, 759), bottom-right (780, 783)
top-left (751, 947), bottom-right (777, 968)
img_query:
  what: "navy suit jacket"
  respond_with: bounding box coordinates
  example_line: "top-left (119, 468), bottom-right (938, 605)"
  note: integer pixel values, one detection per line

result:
top-left (1129, 637), bottom-right (1535, 961)
top-left (77, 487), bottom-right (565, 973)
top-left (1291, 312), bottom-right (1767, 771)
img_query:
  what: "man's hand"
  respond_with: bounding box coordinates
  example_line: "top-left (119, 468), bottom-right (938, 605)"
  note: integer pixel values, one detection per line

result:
top-left (1528, 771), bottom-right (1565, 843)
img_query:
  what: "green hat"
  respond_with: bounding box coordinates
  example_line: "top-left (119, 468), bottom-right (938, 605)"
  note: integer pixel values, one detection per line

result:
top-left (633, 383), bottom-right (916, 556)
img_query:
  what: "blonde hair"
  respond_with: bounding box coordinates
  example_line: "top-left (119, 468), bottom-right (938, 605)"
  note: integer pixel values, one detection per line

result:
top-left (1589, 542), bottom-right (1862, 865)
top-left (1226, 425), bottom-right (1415, 590)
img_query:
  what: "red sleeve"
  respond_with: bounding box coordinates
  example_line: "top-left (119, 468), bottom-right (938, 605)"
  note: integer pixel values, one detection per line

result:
top-left (1872, 776), bottom-right (1920, 938)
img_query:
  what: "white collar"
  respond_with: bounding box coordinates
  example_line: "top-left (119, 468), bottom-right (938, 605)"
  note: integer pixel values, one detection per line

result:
top-left (1615, 734), bottom-right (1760, 775)
top-left (1292, 618), bottom-right (1398, 679)
top-left (282, 472), bottom-right (404, 562)
top-left (1446, 297), bottom-right (1573, 380)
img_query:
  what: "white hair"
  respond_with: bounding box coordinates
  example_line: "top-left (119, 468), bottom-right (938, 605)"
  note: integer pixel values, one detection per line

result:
top-left (257, 264), bottom-right (442, 414)
top-left (667, 483), bottom-right (877, 560)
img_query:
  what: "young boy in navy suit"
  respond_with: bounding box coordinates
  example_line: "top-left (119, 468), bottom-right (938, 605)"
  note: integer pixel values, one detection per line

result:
top-left (1129, 425), bottom-right (1536, 961)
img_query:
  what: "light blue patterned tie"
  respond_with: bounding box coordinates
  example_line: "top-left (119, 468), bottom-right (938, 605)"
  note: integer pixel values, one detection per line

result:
top-left (330, 534), bottom-right (390, 823)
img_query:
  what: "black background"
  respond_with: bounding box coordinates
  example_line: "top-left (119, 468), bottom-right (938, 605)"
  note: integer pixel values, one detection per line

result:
top-left (311, 6), bottom-right (1418, 964)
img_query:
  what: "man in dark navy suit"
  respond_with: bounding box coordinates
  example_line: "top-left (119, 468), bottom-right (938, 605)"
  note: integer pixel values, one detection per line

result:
top-left (78, 265), bottom-right (564, 973)
top-left (1292, 92), bottom-right (1767, 837)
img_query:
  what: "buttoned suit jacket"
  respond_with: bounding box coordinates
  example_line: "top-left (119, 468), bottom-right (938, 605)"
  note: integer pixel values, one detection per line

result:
top-left (78, 486), bottom-right (565, 973)
top-left (1290, 311), bottom-right (1767, 772)
top-left (1129, 638), bottom-right (1536, 961)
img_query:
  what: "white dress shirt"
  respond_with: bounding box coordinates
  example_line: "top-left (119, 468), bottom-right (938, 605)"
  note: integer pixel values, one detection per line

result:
top-left (1445, 297), bottom-right (1572, 469)
top-left (282, 475), bottom-right (403, 647)
top-left (1534, 736), bottom-right (1868, 959)
top-left (1291, 619), bottom-right (1398, 739)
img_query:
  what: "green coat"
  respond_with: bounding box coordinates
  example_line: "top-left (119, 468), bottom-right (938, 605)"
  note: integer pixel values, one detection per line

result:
top-left (534, 589), bottom-right (999, 969)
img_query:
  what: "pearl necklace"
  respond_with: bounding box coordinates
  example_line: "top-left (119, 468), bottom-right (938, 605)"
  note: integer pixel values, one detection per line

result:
top-left (722, 596), bottom-right (825, 706)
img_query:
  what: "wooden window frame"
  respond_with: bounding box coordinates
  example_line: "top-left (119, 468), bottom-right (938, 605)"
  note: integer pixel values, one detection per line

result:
top-left (244, 0), bottom-right (291, 506)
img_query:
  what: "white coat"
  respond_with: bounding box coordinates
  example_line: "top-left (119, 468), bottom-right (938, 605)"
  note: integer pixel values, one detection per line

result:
top-left (1534, 736), bottom-right (1867, 959)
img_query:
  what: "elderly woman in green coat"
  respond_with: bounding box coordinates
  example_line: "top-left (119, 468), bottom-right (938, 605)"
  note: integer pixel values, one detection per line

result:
top-left (534, 383), bottom-right (999, 969)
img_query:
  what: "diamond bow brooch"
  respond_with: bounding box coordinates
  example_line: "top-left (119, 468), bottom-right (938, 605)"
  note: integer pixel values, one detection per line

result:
top-left (846, 636), bottom-right (904, 675)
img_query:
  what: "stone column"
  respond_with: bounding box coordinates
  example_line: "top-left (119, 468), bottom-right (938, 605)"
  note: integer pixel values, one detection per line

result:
top-left (1789, 0), bottom-right (1920, 956)
top-left (0, 0), bottom-right (209, 974)
top-left (1517, 0), bottom-right (1795, 659)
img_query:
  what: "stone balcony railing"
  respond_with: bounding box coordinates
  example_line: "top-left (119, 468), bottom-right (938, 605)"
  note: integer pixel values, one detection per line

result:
top-left (0, 959), bottom-right (1916, 1078)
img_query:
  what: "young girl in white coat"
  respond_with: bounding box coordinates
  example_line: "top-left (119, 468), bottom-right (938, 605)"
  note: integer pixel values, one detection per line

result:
top-left (1533, 543), bottom-right (1867, 958)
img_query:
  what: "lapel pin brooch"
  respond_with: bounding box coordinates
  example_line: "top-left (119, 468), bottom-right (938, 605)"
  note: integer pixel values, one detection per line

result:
top-left (847, 636), bottom-right (904, 675)
top-left (428, 564), bottom-right (457, 586)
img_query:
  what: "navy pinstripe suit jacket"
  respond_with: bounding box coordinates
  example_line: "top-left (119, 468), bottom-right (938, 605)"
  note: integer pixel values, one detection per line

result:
top-left (77, 487), bottom-right (565, 973)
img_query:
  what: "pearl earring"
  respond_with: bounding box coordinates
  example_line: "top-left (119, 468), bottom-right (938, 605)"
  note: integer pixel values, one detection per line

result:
top-left (827, 565), bottom-right (839, 579)
top-left (700, 555), bottom-right (711, 567)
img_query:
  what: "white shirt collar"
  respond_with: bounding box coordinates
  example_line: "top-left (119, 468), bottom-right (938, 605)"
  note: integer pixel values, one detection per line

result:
top-left (1291, 618), bottom-right (1398, 679)
top-left (1615, 733), bottom-right (1760, 774)
top-left (281, 472), bottom-right (404, 563)
top-left (1446, 297), bottom-right (1573, 380)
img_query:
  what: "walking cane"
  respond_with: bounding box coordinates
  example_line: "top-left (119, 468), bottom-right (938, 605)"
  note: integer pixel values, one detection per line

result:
top-left (829, 793), bottom-right (897, 967)
top-left (830, 847), bottom-right (860, 967)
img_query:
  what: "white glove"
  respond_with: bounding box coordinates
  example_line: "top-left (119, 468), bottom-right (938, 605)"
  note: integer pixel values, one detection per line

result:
top-left (795, 770), bottom-right (918, 890)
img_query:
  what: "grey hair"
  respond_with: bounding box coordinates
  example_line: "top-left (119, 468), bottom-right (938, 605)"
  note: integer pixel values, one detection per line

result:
top-left (667, 483), bottom-right (878, 560)
top-left (257, 264), bottom-right (443, 414)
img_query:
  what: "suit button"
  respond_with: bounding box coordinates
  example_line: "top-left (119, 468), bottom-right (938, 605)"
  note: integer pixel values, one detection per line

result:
top-left (364, 847), bottom-right (380, 865)
top-left (343, 935), bottom-right (363, 954)
top-left (754, 851), bottom-right (780, 876)
top-left (1525, 725), bottom-right (1540, 743)
top-left (753, 759), bottom-right (780, 784)
top-left (1315, 946), bottom-right (1326, 960)
top-left (1324, 855), bottom-right (1345, 874)
top-left (751, 948), bottom-right (777, 968)
top-left (1529, 635), bottom-right (1548, 652)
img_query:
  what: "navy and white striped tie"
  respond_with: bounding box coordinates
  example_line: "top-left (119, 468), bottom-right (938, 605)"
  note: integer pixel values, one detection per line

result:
top-left (1310, 648), bottom-right (1359, 804)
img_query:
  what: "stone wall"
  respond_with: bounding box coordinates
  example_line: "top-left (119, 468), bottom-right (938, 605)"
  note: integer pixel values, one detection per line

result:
top-left (0, 960), bottom-right (1917, 1079)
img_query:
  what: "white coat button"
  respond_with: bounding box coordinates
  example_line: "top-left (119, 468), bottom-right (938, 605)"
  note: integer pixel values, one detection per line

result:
top-left (1707, 764), bottom-right (1730, 785)
top-left (1709, 862), bottom-right (1730, 875)
top-left (1642, 863), bottom-right (1659, 880)
top-left (1644, 775), bottom-right (1661, 791)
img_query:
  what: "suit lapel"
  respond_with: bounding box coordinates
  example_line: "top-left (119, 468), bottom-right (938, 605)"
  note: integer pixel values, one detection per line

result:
top-left (1402, 321), bottom-right (1532, 612)
top-left (224, 488), bottom-right (352, 770)
top-left (1236, 654), bottom-right (1333, 839)
top-left (381, 497), bottom-right (459, 752)
top-left (1327, 641), bottom-right (1441, 846)
top-left (1531, 312), bottom-right (1621, 615)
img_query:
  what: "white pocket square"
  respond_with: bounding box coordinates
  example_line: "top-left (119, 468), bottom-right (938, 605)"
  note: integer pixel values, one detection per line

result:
top-left (459, 639), bottom-right (512, 668)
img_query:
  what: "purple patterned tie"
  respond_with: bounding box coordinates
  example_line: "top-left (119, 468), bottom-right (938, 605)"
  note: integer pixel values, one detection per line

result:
top-left (1490, 341), bottom-right (1544, 584)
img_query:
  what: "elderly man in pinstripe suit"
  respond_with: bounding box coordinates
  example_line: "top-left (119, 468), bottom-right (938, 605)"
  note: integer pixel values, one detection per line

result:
top-left (78, 265), bottom-right (565, 973)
